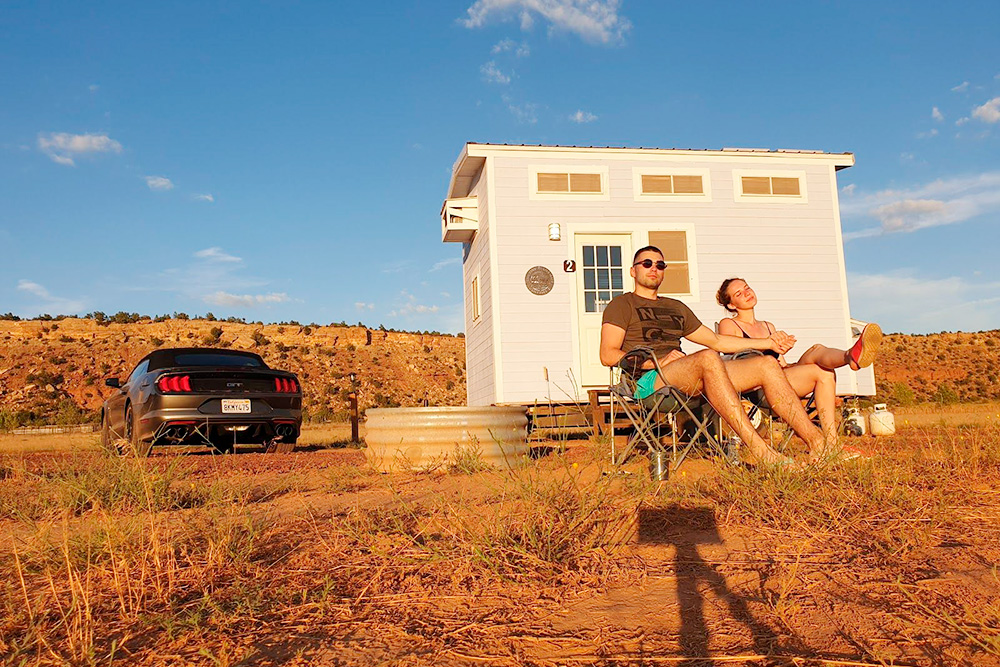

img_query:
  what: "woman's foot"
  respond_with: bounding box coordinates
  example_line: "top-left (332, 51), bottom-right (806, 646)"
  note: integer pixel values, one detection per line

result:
top-left (848, 323), bottom-right (883, 371)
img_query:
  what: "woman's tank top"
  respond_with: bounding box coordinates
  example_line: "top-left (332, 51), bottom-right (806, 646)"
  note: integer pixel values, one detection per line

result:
top-left (732, 320), bottom-right (780, 359)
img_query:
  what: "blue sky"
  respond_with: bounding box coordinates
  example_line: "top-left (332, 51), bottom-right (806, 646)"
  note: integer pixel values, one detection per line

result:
top-left (1, 1), bottom-right (998, 334)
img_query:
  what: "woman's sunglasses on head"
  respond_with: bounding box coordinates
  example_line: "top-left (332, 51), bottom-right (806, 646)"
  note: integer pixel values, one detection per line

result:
top-left (633, 259), bottom-right (667, 270)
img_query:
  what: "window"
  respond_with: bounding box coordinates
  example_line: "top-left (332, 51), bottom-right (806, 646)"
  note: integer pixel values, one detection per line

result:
top-left (537, 172), bottom-right (601, 193)
top-left (733, 170), bottom-right (807, 203)
top-left (648, 231), bottom-right (694, 296)
top-left (470, 275), bottom-right (481, 323)
top-left (632, 167), bottom-right (711, 201)
top-left (581, 245), bottom-right (625, 313)
top-left (529, 166), bottom-right (610, 200)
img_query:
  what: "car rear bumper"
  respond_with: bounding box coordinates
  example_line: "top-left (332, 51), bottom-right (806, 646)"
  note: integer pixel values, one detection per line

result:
top-left (136, 399), bottom-right (301, 443)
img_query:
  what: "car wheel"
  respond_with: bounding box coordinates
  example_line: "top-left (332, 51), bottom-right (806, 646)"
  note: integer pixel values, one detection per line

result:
top-left (100, 410), bottom-right (113, 452)
top-left (124, 404), bottom-right (152, 457)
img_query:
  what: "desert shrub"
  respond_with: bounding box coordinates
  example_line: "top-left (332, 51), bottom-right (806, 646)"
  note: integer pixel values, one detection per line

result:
top-left (892, 382), bottom-right (916, 407)
top-left (933, 383), bottom-right (959, 405)
top-left (150, 336), bottom-right (165, 347)
top-left (346, 343), bottom-right (356, 352)
top-left (252, 332), bottom-right (269, 347)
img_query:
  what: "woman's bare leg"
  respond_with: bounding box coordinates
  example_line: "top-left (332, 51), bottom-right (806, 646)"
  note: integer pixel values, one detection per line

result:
top-left (797, 344), bottom-right (849, 371)
top-left (723, 355), bottom-right (828, 457)
top-left (782, 364), bottom-right (838, 445)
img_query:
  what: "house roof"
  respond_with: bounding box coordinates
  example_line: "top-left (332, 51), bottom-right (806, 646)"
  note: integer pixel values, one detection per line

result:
top-left (446, 142), bottom-right (855, 199)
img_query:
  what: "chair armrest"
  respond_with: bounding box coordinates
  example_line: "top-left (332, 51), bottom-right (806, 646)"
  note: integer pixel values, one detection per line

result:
top-left (617, 346), bottom-right (657, 377)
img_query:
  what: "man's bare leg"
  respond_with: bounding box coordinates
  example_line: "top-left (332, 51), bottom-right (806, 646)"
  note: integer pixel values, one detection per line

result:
top-left (723, 356), bottom-right (828, 456)
top-left (654, 351), bottom-right (790, 465)
top-left (783, 364), bottom-right (838, 445)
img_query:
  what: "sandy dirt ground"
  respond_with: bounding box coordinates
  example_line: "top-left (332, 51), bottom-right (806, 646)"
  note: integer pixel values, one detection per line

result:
top-left (2, 418), bottom-right (999, 666)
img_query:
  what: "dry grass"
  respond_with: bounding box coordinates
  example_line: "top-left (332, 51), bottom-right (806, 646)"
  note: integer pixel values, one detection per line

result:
top-left (1, 420), bottom-right (999, 665)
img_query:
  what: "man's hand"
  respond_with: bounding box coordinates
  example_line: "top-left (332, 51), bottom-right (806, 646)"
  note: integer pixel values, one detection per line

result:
top-left (658, 350), bottom-right (686, 366)
top-left (768, 330), bottom-right (796, 355)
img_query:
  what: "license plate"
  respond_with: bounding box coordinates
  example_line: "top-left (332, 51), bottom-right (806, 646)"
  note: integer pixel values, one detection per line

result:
top-left (222, 399), bottom-right (251, 414)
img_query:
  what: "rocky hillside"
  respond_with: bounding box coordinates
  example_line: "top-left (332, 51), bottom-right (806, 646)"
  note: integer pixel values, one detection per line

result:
top-left (1, 319), bottom-right (998, 428)
top-left (0, 318), bottom-right (465, 428)
top-left (876, 329), bottom-right (1000, 405)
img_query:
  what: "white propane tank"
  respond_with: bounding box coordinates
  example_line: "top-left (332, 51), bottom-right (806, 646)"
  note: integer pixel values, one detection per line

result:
top-left (843, 407), bottom-right (866, 436)
top-left (869, 403), bottom-right (896, 436)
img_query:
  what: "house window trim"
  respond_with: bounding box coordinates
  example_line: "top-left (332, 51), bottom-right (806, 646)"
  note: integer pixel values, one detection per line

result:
top-left (732, 169), bottom-right (809, 204)
top-left (632, 167), bottom-right (712, 202)
top-left (470, 273), bottom-right (482, 325)
top-left (646, 224), bottom-right (700, 301)
top-left (528, 165), bottom-right (611, 201)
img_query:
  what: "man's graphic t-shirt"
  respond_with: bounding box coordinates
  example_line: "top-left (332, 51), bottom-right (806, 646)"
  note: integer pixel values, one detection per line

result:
top-left (601, 292), bottom-right (702, 358)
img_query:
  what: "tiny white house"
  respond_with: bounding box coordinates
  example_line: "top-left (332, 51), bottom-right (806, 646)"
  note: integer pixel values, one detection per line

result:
top-left (440, 143), bottom-right (875, 406)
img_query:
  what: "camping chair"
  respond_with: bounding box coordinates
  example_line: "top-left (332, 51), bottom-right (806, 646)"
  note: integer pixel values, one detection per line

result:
top-left (609, 346), bottom-right (727, 471)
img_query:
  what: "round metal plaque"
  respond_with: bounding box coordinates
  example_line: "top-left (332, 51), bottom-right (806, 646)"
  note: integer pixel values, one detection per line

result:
top-left (525, 266), bottom-right (554, 295)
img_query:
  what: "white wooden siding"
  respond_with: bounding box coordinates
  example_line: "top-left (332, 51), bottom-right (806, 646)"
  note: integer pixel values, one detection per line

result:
top-left (462, 168), bottom-right (496, 406)
top-left (487, 154), bottom-right (864, 402)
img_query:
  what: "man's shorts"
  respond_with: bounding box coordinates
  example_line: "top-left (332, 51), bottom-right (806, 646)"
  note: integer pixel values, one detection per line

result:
top-left (635, 370), bottom-right (659, 400)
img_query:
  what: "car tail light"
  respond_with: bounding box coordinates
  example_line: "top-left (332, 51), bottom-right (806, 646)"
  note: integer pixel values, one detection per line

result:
top-left (157, 375), bottom-right (193, 393)
top-left (274, 377), bottom-right (298, 393)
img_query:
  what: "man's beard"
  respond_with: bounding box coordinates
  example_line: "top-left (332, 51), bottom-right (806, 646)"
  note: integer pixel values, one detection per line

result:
top-left (635, 273), bottom-right (663, 291)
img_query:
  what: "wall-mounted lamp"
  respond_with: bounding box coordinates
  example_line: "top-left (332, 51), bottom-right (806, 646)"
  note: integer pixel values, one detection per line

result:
top-left (548, 222), bottom-right (561, 241)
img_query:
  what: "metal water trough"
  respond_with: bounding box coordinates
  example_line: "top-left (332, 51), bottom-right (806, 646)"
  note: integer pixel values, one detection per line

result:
top-left (364, 406), bottom-right (529, 472)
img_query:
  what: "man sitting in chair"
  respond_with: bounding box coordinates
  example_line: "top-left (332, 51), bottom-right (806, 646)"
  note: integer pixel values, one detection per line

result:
top-left (599, 245), bottom-right (835, 466)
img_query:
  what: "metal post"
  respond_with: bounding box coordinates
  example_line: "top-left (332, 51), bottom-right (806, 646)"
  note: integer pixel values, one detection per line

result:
top-left (349, 393), bottom-right (359, 443)
top-left (348, 372), bottom-right (359, 443)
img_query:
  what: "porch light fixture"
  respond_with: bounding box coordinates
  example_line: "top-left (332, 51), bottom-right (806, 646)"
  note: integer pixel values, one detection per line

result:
top-left (548, 222), bottom-right (561, 241)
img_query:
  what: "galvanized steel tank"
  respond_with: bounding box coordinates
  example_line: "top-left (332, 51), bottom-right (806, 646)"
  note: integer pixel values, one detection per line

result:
top-left (364, 406), bottom-right (529, 472)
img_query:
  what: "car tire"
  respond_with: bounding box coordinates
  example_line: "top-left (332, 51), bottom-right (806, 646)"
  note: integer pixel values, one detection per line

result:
top-left (124, 404), bottom-right (152, 457)
top-left (100, 411), bottom-right (113, 452)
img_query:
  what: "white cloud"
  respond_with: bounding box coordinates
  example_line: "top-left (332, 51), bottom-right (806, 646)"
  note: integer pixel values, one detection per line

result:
top-left (932, 107), bottom-right (944, 122)
top-left (430, 257), bottom-right (462, 272)
top-left (492, 38), bottom-right (530, 56)
top-left (355, 301), bottom-right (376, 311)
top-left (972, 97), bottom-right (1000, 124)
top-left (37, 132), bottom-right (123, 166)
top-left (195, 247), bottom-right (241, 263)
top-left (841, 172), bottom-right (1000, 240)
top-left (460, 0), bottom-right (631, 45)
top-left (569, 109), bottom-right (597, 123)
top-left (951, 81), bottom-right (970, 93)
top-left (956, 116), bottom-right (970, 126)
top-left (840, 183), bottom-right (857, 196)
top-left (503, 94), bottom-right (538, 123)
top-left (848, 270), bottom-right (1000, 334)
top-left (480, 60), bottom-right (512, 84)
top-left (88, 84), bottom-right (99, 93)
top-left (16, 279), bottom-right (85, 314)
top-left (194, 193), bottom-right (215, 202)
top-left (144, 175), bottom-right (174, 191)
top-left (387, 291), bottom-right (440, 317)
top-left (916, 128), bottom-right (939, 138)
top-left (204, 292), bottom-right (289, 307)
top-left (152, 247), bottom-right (290, 309)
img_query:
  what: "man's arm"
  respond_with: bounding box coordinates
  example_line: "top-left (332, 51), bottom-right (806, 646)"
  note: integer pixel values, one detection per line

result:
top-left (599, 323), bottom-right (628, 367)
top-left (685, 324), bottom-right (795, 355)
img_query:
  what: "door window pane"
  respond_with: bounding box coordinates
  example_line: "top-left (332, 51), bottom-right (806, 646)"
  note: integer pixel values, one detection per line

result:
top-left (596, 246), bottom-right (608, 267)
top-left (582, 243), bottom-right (625, 312)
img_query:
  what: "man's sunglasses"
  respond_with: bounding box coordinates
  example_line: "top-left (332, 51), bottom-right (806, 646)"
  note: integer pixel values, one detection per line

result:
top-left (633, 259), bottom-right (667, 270)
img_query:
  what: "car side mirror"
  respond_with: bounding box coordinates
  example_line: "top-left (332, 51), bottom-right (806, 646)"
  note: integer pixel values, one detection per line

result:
top-left (105, 378), bottom-right (121, 388)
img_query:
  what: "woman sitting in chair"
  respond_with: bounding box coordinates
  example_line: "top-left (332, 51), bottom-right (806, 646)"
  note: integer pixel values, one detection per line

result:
top-left (716, 277), bottom-right (882, 449)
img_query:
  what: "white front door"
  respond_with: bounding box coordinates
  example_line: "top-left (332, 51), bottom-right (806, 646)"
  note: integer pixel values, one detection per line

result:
top-left (575, 234), bottom-right (632, 387)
